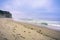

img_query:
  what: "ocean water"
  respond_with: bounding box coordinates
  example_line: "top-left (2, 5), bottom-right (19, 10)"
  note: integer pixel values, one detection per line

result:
top-left (13, 18), bottom-right (60, 25)
top-left (13, 18), bottom-right (60, 31)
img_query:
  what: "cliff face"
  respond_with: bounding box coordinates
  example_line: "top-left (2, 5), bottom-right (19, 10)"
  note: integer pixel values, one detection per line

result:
top-left (0, 10), bottom-right (12, 18)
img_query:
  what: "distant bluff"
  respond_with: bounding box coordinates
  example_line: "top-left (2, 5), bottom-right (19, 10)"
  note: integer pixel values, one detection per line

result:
top-left (0, 10), bottom-right (12, 18)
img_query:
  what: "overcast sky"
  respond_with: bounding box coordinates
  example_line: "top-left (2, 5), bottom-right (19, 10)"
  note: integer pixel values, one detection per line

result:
top-left (0, 0), bottom-right (60, 21)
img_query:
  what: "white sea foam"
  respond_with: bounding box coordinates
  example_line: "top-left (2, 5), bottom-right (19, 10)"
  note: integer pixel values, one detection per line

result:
top-left (13, 18), bottom-right (60, 31)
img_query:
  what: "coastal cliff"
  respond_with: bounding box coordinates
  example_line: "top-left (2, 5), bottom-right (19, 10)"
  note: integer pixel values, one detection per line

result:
top-left (0, 10), bottom-right (12, 18)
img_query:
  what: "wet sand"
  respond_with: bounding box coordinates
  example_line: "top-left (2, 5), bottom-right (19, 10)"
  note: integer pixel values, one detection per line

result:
top-left (0, 18), bottom-right (60, 40)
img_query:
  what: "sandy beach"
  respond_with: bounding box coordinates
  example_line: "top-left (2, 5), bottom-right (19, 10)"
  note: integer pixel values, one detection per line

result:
top-left (0, 18), bottom-right (60, 40)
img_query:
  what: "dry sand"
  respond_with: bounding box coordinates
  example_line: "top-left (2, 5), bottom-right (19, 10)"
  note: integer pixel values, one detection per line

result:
top-left (0, 18), bottom-right (60, 40)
